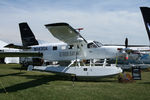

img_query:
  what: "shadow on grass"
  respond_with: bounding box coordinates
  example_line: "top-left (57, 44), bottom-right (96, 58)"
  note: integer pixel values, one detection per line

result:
top-left (139, 82), bottom-right (150, 84)
top-left (76, 77), bottom-right (117, 82)
top-left (11, 66), bottom-right (27, 71)
top-left (0, 72), bottom-right (25, 77)
top-left (0, 73), bottom-right (71, 93)
top-left (0, 71), bottom-right (117, 93)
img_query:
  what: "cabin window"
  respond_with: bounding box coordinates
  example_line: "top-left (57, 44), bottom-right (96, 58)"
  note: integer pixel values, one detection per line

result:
top-left (68, 45), bottom-right (74, 49)
top-left (87, 43), bottom-right (97, 48)
top-left (61, 46), bottom-right (66, 50)
top-left (83, 68), bottom-right (87, 71)
top-left (53, 46), bottom-right (57, 50)
top-left (77, 45), bottom-right (80, 49)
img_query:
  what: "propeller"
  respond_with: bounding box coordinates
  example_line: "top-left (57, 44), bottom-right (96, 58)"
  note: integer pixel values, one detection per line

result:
top-left (117, 37), bottom-right (129, 60)
top-left (125, 37), bottom-right (129, 60)
top-left (117, 37), bottom-right (128, 51)
top-left (125, 38), bottom-right (128, 48)
top-left (124, 37), bottom-right (139, 60)
top-left (117, 37), bottom-right (146, 62)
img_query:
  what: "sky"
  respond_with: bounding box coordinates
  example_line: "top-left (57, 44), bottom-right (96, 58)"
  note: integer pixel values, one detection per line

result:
top-left (0, 0), bottom-right (150, 45)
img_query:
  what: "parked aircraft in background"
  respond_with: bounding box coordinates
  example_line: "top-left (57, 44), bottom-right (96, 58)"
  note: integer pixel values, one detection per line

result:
top-left (116, 7), bottom-right (150, 65)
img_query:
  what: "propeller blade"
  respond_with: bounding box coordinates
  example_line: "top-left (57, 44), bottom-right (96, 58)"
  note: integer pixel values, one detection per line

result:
top-left (125, 38), bottom-right (128, 48)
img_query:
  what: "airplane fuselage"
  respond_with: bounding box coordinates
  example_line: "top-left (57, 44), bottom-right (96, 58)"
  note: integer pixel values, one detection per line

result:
top-left (29, 41), bottom-right (121, 61)
top-left (28, 40), bottom-right (150, 64)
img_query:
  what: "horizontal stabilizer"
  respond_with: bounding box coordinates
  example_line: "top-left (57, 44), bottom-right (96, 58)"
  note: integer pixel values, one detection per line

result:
top-left (4, 44), bottom-right (31, 49)
top-left (0, 51), bottom-right (43, 58)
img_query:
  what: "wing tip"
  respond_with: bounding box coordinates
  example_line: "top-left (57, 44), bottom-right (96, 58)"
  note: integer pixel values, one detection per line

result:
top-left (45, 22), bottom-right (69, 27)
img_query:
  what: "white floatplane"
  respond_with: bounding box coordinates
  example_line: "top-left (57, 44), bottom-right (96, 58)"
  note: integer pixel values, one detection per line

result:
top-left (29, 22), bottom-right (123, 77)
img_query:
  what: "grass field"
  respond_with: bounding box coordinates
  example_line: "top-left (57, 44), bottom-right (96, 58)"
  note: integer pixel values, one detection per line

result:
top-left (0, 64), bottom-right (150, 100)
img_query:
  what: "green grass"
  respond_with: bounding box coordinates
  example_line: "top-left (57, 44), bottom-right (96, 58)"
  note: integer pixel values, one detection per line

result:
top-left (0, 64), bottom-right (150, 100)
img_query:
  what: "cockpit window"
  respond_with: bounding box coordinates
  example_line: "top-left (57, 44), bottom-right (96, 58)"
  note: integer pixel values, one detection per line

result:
top-left (87, 42), bottom-right (97, 48)
top-left (53, 46), bottom-right (57, 50)
top-left (68, 45), bottom-right (74, 49)
top-left (61, 46), bottom-right (66, 50)
top-left (93, 41), bottom-right (103, 47)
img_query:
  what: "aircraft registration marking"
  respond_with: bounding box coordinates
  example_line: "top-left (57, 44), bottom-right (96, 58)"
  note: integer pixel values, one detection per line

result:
top-left (34, 47), bottom-right (48, 51)
top-left (59, 51), bottom-right (79, 57)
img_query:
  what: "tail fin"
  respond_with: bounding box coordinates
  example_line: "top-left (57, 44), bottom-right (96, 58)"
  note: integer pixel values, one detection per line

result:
top-left (140, 7), bottom-right (150, 41)
top-left (19, 22), bottom-right (39, 46)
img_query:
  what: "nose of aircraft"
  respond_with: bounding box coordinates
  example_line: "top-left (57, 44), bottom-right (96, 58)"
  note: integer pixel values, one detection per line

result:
top-left (105, 46), bottom-right (123, 58)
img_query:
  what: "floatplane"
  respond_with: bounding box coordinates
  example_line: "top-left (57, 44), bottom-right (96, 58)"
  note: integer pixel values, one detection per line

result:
top-left (28, 22), bottom-right (123, 77)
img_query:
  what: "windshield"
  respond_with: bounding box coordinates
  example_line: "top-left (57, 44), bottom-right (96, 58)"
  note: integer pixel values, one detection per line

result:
top-left (93, 41), bottom-right (103, 47)
top-left (87, 42), bottom-right (97, 48)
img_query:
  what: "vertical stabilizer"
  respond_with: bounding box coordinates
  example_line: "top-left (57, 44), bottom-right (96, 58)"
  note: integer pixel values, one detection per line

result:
top-left (140, 7), bottom-right (150, 41)
top-left (19, 22), bottom-right (39, 46)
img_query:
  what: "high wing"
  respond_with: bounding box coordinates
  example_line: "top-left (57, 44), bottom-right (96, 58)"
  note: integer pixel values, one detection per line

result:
top-left (45, 23), bottom-right (87, 44)
top-left (0, 51), bottom-right (43, 58)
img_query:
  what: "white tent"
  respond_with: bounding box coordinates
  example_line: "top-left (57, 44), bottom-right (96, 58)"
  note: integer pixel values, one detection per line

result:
top-left (5, 57), bottom-right (19, 64)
